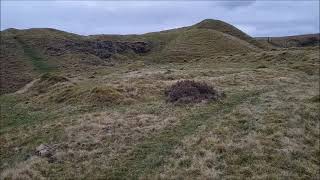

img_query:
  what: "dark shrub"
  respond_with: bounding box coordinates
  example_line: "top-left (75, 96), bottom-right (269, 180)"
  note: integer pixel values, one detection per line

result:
top-left (165, 80), bottom-right (224, 103)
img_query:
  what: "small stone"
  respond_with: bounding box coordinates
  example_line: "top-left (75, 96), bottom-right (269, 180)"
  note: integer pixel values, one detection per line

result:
top-left (35, 144), bottom-right (52, 157)
top-left (103, 126), bottom-right (112, 134)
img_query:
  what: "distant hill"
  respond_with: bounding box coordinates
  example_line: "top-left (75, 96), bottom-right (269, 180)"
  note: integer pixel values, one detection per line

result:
top-left (256, 33), bottom-right (320, 48)
top-left (92, 19), bottom-right (265, 62)
top-left (193, 19), bottom-right (266, 49)
top-left (0, 19), bottom-right (267, 94)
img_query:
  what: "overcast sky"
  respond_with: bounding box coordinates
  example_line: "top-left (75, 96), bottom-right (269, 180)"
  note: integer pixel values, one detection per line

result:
top-left (1, 1), bottom-right (319, 37)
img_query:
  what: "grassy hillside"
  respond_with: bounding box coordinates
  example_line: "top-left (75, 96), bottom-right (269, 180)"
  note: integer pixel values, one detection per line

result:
top-left (1, 48), bottom-right (319, 179)
top-left (93, 19), bottom-right (266, 62)
top-left (159, 28), bottom-right (259, 62)
top-left (256, 33), bottom-right (320, 48)
top-left (1, 30), bottom-right (41, 94)
top-left (1, 19), bottom-right (319, 179)
top-left (1, 20), bottom-right (264, 94)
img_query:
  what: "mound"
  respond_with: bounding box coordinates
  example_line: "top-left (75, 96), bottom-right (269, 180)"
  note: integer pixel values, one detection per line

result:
top-left (165, 80), bottom-right (225, 103)
top-left (88, 86), bottom-right (124, 106)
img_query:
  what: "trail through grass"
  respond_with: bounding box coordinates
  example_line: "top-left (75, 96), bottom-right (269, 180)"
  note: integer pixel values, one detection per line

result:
top-left (15, 37), bottom-right (55, 73)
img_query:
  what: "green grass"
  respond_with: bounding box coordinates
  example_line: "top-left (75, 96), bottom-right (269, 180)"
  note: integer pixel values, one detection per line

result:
top-left (0, 95), bottom-right (54, 134)
top-left (15, 37), bottom-right (55, 73)
top-left (0, 95), bottom-right (63, 172)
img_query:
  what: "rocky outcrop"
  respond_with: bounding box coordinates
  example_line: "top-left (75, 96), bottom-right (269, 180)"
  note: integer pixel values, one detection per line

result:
top-left (45, 40), bottom-right (151, 58)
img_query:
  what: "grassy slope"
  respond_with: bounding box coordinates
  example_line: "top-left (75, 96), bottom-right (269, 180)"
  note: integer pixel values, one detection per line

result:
top-left (92, 20), bottom-right (264, 63)
top-left (193, 19), bottom-right (267, 49)
top-left (0, 31), bottom-right (35, 94)
top-left (0, 29), bottom-right (75, 94)
top-left (0, 20), bottom-right (319, 179)
top-left (0, 47), bottom-right (319, 179)
top-left (1, 19), bottom-right (265, 94)
top-left (159, 28), bottom-right (258, 62)
top-left (15, 37), bottom-right (55, 73)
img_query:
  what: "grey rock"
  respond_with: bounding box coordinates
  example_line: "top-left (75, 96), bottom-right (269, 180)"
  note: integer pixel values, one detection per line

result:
top-left (35, 144), bottom-right (52, 157)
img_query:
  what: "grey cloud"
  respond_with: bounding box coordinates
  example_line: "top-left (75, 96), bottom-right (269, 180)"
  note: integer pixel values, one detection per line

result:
top-left (1, 1), bottom-right (319, 37)
top-left (216, 0), bottom-right (256, 9)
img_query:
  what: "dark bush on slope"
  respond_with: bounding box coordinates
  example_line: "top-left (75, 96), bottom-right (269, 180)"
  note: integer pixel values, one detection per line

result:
top-left (165, 80), bottom-right (224, 103)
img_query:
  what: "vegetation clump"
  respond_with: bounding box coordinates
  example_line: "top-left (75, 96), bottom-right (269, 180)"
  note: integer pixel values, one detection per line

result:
top-left (165, 80), bottom-right (224, 103)
top-left (33, 73), bottom-right (69, 93)
top-left (88, 86), bottom-right (124, 105)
